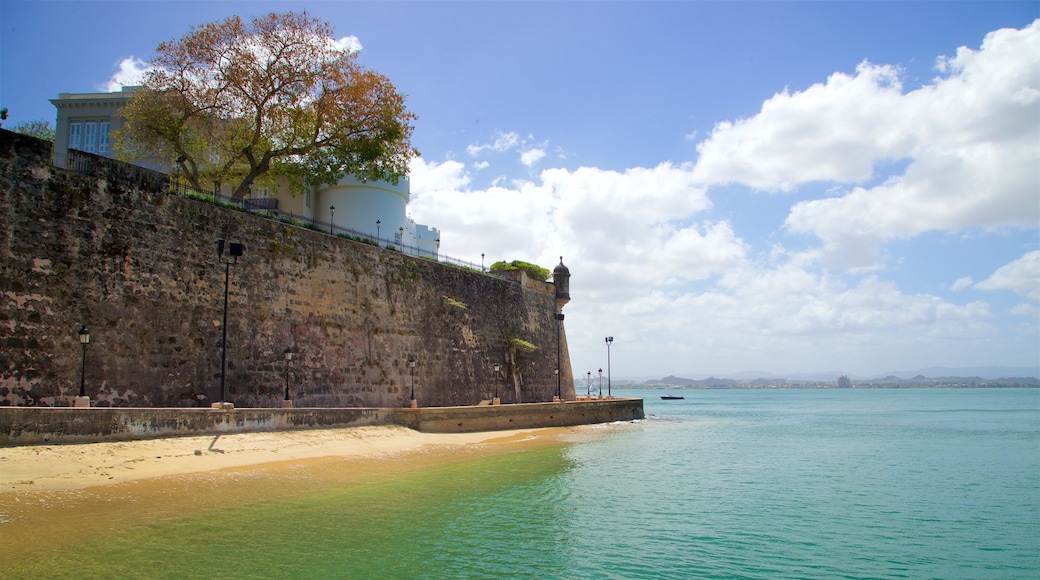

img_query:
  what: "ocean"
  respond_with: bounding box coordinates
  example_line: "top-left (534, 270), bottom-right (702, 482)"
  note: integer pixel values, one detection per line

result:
top-left (4, 388), bottom-right (1038, 579)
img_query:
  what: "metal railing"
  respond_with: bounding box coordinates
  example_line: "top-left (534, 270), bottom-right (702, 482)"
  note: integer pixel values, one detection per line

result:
top-left (172, 185), bottom-right (489, 273)
top-left (51, 149), bottom-right (496, 276)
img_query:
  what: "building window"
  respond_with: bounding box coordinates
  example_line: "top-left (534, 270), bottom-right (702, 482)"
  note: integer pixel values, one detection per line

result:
top-left (69, 120), bottom-right (110, 155)
top-left (98, 122), bottom-right (110, 155)
top-left (305, 190), bottom-right (311, 209)
top-left (83, 122), bottom-right (97, 153)
top-left (69, 122), bottom-right (82, 151)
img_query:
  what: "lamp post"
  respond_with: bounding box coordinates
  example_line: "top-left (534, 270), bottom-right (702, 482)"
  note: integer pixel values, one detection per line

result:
top-left (493, 362), bottom-right (501, 405)
top-left (587, 371), bottom-right (591, 398)
top-left (218, 239), bottom-right (244, 407)
top-left (329, 205), bottom-right (335, 235)
top-left (376, 220), bottom-right (381, 244)
top-left (408, 355), bottom-right (417, 408)
top-left (481, 253), bottom-right (485, 272)
top-left (598, 368), bottom-right (603, 399)
top-left (554, 311), bottom-right (564, 401)
top-left (75, 326), bottom-right (90, 407)
top-left (282, 346), bottom-right (293, 408)
top-left (605, 336), bottom-right (613, 398)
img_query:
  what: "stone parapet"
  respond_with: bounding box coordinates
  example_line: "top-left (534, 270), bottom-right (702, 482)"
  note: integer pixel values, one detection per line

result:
top-left (0, 398), bottom-right (644, 446)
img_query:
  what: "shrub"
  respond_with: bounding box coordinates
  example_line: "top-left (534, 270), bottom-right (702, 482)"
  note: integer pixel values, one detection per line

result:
top-left (489, 260), bottom-right (550, 282)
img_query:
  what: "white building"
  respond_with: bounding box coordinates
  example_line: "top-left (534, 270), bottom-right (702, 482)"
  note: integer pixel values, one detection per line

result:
top-left (50, 87), bottom-right (440, 258)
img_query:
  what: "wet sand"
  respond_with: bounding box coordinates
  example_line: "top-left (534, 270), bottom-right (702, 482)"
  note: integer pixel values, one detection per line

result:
top-left (0, 425), bottom-right (585, 565)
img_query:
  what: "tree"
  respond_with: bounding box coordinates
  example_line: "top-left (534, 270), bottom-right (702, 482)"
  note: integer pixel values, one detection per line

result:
top-left (12, 120), bottom-right (56, 141)
top-left (115, 11), bottom-right (416, 199)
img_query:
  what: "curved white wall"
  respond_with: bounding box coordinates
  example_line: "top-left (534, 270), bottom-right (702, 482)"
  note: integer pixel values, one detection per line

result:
top-left (318, 175), bottom-right (410, 240)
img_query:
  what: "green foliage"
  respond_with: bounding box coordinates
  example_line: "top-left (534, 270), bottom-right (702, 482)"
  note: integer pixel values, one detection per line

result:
top-left (11, 119), bottom-right (55, 141)
top-left (508, 336), bottom-right (538, 353)
top-left (181, 190), bottom-right (244, 212)
top-left (443, 296), bottom-right (467, 309)
top-left (489, 260), bottom-right (550, 282)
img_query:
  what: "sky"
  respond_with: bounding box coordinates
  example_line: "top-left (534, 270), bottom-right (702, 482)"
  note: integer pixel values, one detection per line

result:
top-left (2, 1), bottom-right (1038, 380)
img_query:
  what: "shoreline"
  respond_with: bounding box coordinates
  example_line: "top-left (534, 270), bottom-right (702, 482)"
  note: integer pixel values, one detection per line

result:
top-left (0, 424), bottom-right (598, 566)
top-left (0, 424), bottom-right (570, 493)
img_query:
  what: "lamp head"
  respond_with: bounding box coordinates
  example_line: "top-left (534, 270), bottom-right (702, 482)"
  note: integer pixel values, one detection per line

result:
top-left (78, 325), bottom-right (90, 344)
top-left (284, 346), bottom-right (293, 361)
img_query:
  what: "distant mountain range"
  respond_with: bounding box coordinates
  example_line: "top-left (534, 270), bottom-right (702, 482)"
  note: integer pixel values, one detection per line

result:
top-left (642, 366), bottom-right (1039, 385)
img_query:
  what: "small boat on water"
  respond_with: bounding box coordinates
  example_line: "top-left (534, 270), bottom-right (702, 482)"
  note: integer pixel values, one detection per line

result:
top-left (660, 394), bottom-right (685, 400)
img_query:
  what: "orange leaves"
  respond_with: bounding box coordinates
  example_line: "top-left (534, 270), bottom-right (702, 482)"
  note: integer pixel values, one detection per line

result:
top-left (117, 11), bottom-right (416, 198)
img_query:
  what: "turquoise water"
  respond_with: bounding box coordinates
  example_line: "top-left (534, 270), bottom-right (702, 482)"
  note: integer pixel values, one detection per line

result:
top-left (6, 388), bottom-right (1039, 579)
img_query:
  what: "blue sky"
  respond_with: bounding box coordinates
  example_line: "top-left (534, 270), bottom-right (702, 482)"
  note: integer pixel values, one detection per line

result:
top-left (2, 1), bottom-right (1038, 379)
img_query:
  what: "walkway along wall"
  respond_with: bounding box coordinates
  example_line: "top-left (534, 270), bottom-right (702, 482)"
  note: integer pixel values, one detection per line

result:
top-left (0, 130), bottom-right (576, 408)
top-left (0, 398), bottom-right (645, 445)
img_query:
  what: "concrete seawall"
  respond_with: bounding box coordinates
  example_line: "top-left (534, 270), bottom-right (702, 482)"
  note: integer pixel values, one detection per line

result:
top-left (0, 398), bottom-right (644, 446)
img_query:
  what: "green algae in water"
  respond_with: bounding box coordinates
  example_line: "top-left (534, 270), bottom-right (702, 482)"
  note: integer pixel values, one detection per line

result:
top-left (4, 445), bottom-right (576, 580)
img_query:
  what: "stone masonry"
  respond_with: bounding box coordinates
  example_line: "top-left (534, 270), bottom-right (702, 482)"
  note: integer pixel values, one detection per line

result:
top-left (0, 130), bottom-right (574, 407)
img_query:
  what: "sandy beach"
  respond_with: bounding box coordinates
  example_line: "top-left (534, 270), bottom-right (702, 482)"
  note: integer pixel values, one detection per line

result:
top-left (0, 425), bottom-right (560, 493)
top-left (0, 425), bottom-right (583, 567)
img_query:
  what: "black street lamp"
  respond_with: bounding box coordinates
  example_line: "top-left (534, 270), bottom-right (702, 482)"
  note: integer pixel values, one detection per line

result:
top-left (77, 325), bottom-right (90, 400)
top-left (283, 346), bottom-right (293, 404)
top-left (554, 311), bottom-right (565, 401)
top-left (587, 371), bottom-right (591, 398)
top-left (218, 239), bottom-right (244, 406)
top-left (493, 362), bottom-right (501, 403)
top-left (605, 336), bottom-right (613, 398)
top-left (408, 355), bottom-right (417, 407)
top-left (481, 253), bottom-right (485, 272)
top-left (598, 368), bottom-right (603, 399)
top-left (376, 220), bottom-right (381, 243)
top-left (329, 205), bottom-right (335, 235)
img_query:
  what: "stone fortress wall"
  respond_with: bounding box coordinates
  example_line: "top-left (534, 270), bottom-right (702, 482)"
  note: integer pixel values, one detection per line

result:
top-left (0, 130), bottom-right (575, 409)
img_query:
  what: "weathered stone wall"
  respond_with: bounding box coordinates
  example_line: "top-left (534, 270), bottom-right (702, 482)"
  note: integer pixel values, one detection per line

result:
top-left (0, 130), bottom-right (574, 408)
top-left (0, 398), bottom-right (645, 445)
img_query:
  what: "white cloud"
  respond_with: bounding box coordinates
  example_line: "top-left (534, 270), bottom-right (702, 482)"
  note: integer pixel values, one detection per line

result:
top-left (951, 276), bottom-right (974, 291)
top-left (976, 250), bottom-right (1040, 301)
top-left (693, 61), bottom-right (912, 191)
top-left (692, 20), bottom-right (1040, 270)
top-left (467, 131), bottom-right (521, 156)
top-left (408, 158), bottom-right (470, 192)
top-left (331, 35), bottom-right (363, 53)
top-left (519, 148), bottom-right (546, 167)
top-left (407, 154), bottom-right (1010, 376)
top-left (101, 56), bottom-right (151, 92)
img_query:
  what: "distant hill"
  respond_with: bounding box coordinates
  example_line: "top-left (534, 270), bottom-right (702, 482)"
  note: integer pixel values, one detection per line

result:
top-left (635, 366), bottom-right (1039, 384)
top-left (869, 366), bottom-right (1040, 380)
top-left (634, 366), bottom-right (1039, 388)
top-left (645, 375), bottom-right (740, 388)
